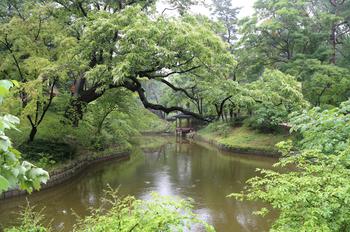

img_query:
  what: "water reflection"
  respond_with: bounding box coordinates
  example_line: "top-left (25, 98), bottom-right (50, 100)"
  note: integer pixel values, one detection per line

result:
top-left (0, 136), bottom-right (277, 231)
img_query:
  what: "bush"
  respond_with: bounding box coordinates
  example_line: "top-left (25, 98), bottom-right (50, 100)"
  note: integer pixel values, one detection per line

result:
top-left (5, 202), bottom-right (51, 232)
top-left (246, 104), bottom-right (288, 132)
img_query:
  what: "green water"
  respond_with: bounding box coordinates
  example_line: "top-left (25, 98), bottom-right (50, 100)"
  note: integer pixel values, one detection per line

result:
top-left (0, 137), bottom-right (277, 231)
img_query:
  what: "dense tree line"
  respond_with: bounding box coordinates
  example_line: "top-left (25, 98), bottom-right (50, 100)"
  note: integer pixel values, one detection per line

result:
top-left (1, 0), bottom-right (349, 140)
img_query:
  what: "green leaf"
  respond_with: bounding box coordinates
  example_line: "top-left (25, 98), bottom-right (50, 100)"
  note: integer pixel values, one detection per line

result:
top-left (0, 175), bottom-right (10, 192)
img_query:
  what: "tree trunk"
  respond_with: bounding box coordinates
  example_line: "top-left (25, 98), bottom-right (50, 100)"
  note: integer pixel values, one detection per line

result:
top-left (28, 126), bottom-right (37, 142)
top-left (65, 99), bottom-right (85, 127)
top-left (65, 77), bottom-right (211, 125)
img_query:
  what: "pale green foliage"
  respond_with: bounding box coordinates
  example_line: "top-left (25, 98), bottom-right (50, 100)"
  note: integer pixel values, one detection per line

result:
top-left (77, 5), bottom-right (235, 89)
top-left (230, 142), bottom-right (350, 232)
top-left (200, 121), bottom-right (232, 137)
top-left (0, 2), bottom-right (76, 141)
top-left (249, 69), bottom-right (306, 109)
top-left (247, 69), bottom-right (307, 131)
top-left (203, 78), bottom-right (247, 108)
top-left (86, 88), bottom-right (170, 149)
top-left (289, 100), bottom-right (350, 154)
top-left (0, 80), bottom-right (48, 193)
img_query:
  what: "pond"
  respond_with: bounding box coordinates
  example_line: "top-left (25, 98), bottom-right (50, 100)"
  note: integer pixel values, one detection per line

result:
top-left (0, 136), bottom-right (278, 231)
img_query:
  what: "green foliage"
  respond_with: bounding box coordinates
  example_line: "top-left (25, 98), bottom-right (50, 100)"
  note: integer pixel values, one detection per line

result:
top-left (0, 80), bottom-right (48, 193)
top-left (137, 109), bottom-right (173, 133)
top-left (74, 189), bottom-right (215, 232)
top-left (285, 59), bottom-right (350, 106)
top-left (234, 0), bottom-right (350, 106)
top-left (247, 69), bottom-right (307, 131)
top-left (85, 89), bottom-right (170, 149)
top-left (5, 201), bottom-right (50, 232)
top-left (289, 100), bottom-right (350, 154)
top-left (230, 142), bottom-right (350, 232)
top-left (19, 140), bottom-right (75, 163)
top-left (246, 103), bottom-right (288, 132)
top-left (211, 0), bottom-right (240, 46)
top-left (232, 98), bottom-right (350, 231)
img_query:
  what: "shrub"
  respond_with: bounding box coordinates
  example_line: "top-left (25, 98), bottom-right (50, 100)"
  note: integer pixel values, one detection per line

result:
top-left (5, 202), bottom-right (51, 232)
top-left (246, 104), bottom-right (288, 132)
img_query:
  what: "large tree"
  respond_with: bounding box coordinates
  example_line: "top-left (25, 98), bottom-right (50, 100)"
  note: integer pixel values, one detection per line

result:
top-left (59, 5), bottom-right (235, 123)
top-left (0, 0), bottom-right (235, 131)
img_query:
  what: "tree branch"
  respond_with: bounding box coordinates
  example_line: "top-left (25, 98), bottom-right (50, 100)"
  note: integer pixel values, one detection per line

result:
top-left (145, 65), bottom-right (201, 78)
top-left (160, 79), bottom-right (197, 101)
top-left (37, 78), bottom-right (57, 125)
top-left (123, 77), bottom-right (209, 121)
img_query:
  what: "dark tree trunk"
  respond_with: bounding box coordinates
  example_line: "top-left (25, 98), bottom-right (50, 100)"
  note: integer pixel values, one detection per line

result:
top-left (28, 126), bottom-right (37, 142)
top-left (65, 82), bottom-right (106, 126)
top-left (195, 98), bottom-right (203, 115)
top-left (215, 96), bottom-right (232, 120)
top-left (26, 78), bottom-right (57, 141)
top-left (65, 77), bottom-right (210, 125)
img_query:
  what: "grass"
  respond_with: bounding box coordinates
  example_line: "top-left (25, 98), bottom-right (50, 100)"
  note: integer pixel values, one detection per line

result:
top-left (198, 124), bottom-right (290, 153)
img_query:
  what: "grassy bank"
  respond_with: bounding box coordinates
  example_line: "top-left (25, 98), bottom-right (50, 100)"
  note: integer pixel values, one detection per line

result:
top-left (197, 123), bottom-right (290, 154)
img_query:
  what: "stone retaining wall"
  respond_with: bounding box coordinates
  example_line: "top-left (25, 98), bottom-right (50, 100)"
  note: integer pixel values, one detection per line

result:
top-left (192, 133), bottom-right (280, 157)
top-left (0, 150), bottom-right (130, 200)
